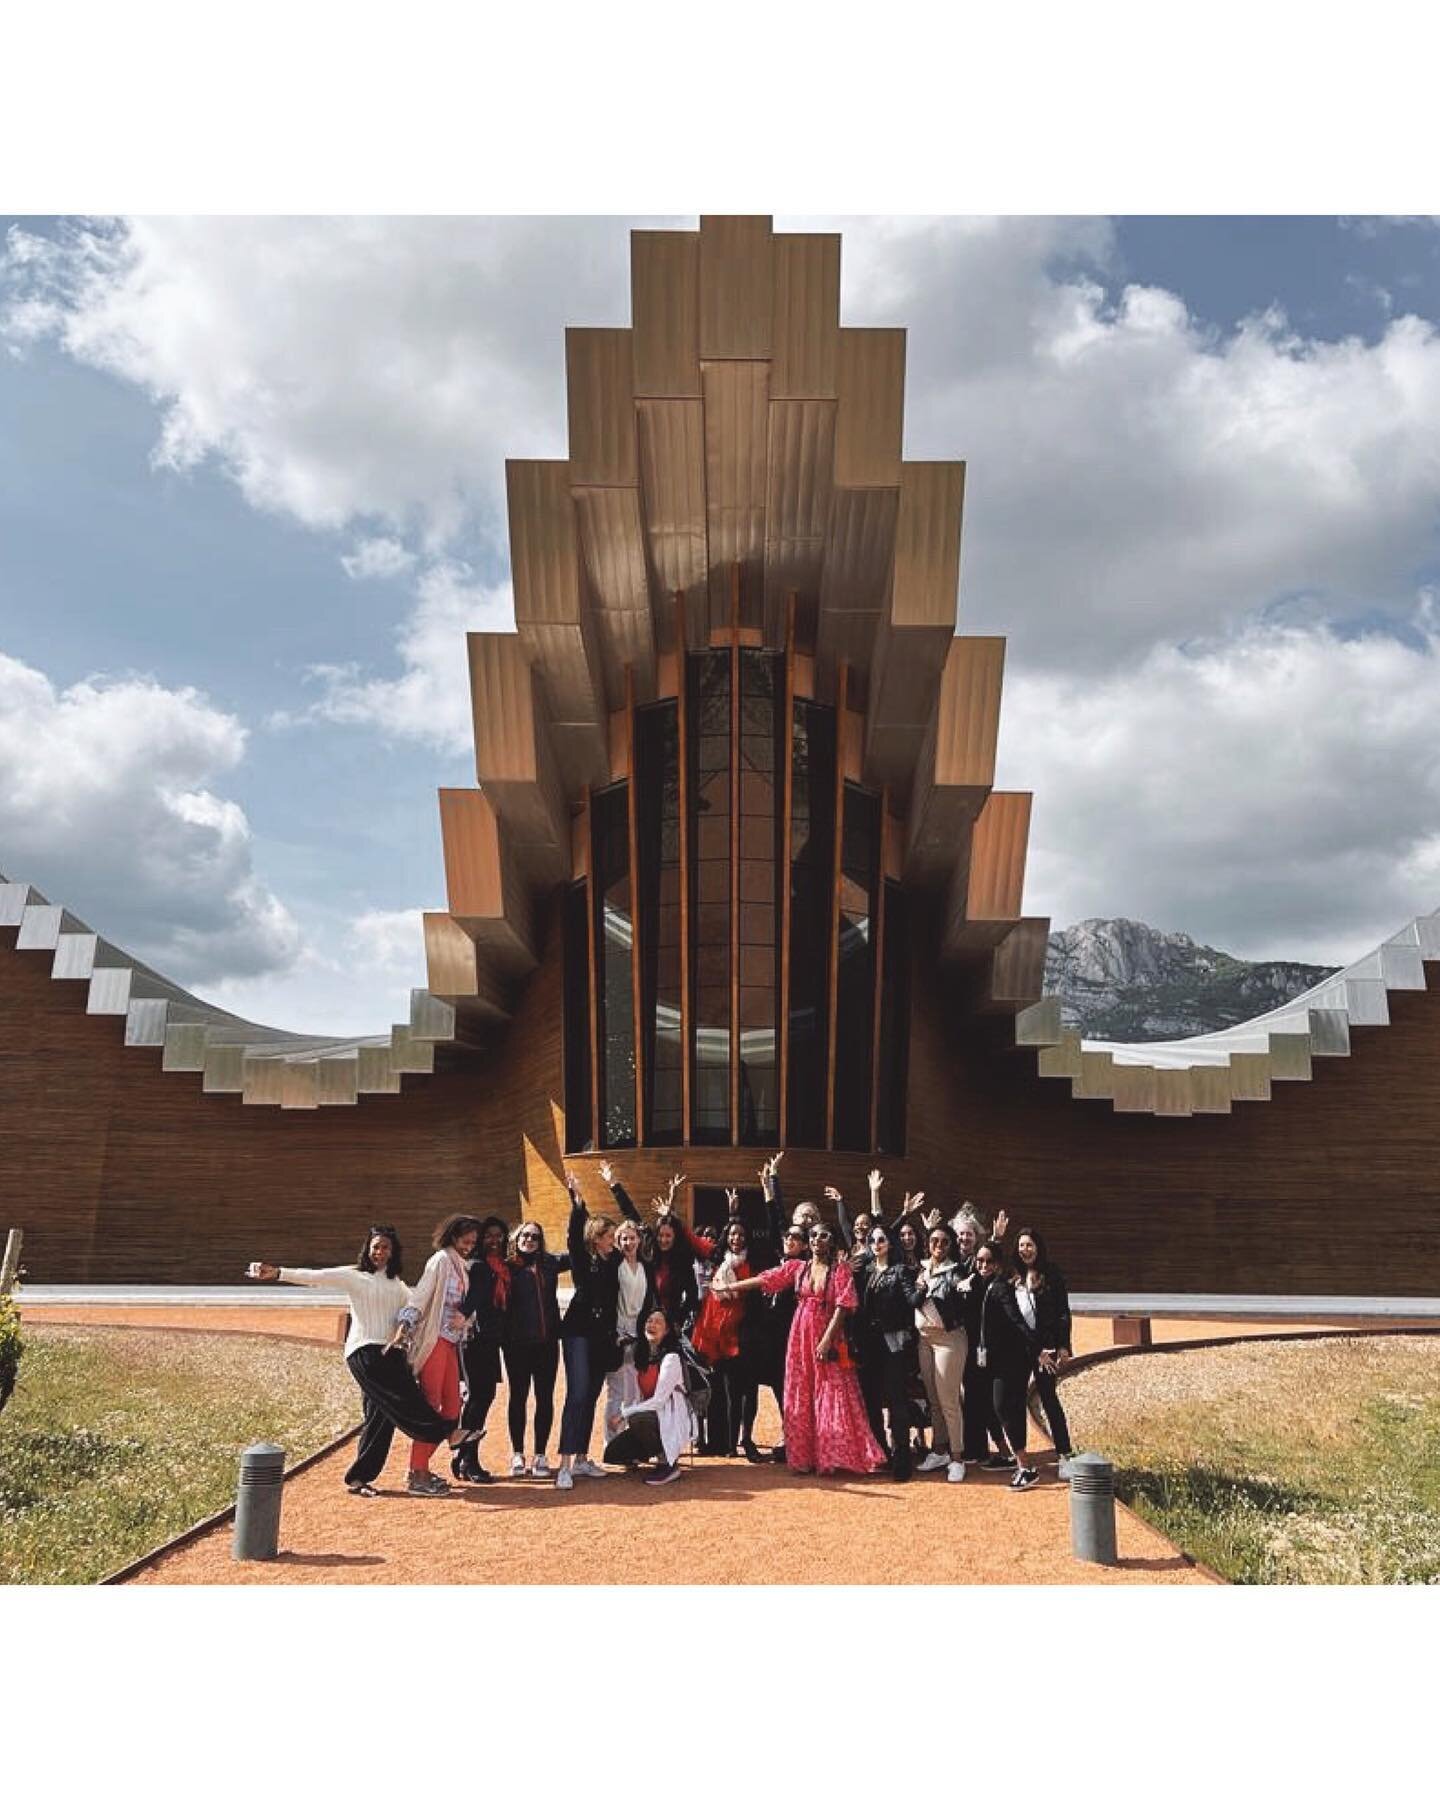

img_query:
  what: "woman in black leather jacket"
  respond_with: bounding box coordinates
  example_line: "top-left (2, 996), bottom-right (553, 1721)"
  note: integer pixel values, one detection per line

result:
top-left (1013, 1226), bottom-right (1074, 1461)
top-left (555, 1169), bottom-right (641, 1491)
top-left (854, 1220), bottom-right (922, 1480)
top-left (912, 1221), bottom-right (974, 1484)
top-left (451, 1214), bottom-right (512, 1484)
top-left (503, 1216), bottom-right (568, 1479)
top-left (976, 1242), bottom-right (1042, 1490)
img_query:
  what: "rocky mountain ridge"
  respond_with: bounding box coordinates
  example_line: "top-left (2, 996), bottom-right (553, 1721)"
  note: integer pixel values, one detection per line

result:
top-left (1044, 917), bottom-right (1338, 1042)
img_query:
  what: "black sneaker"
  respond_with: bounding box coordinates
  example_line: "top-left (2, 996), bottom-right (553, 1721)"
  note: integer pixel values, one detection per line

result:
top-left (1010, 1466), bottom-right (1040, 1491)
top-left (983, 1453), bottom-right (1017, 1471)
top-left (644, 1463), bottom-right (682, 1487)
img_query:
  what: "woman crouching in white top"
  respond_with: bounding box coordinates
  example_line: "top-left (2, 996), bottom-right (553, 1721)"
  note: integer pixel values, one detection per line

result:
top-left (247, 1224), bottom-right (480, 1498)
top-left (602, 1307), bottom-right (695, 1487)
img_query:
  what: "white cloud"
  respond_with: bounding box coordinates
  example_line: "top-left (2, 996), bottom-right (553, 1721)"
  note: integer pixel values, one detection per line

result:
top-left (340, 534), bottom-right (417, 581)
top-left (830, 216), bottom-right (1440, 670)
top-left (297, 561), bottom-right (514, 753)
top-left (0, 651), bottom-right (300, 983)
top-left (999, 604), bottom-right (1440, 962)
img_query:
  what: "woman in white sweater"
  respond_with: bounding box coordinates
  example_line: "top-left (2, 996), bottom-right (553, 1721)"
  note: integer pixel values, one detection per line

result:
top-left (247, 1224), bottom-right (479, 1497)
top-left (601, 1307), bottom-right (696, 1487)
top-left (396, 1214), bottom-right (482, 1495)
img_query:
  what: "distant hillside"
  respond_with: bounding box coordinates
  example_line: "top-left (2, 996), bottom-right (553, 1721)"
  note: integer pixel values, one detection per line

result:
top-left (1044, 917), bottom-right (1338, 1042)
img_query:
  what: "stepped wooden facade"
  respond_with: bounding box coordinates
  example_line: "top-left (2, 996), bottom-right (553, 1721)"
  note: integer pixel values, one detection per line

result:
top-left (4, 216), bottom-right (1440, 1295)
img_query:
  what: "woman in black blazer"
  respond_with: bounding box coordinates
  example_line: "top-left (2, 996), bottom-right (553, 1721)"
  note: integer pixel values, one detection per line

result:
top-left (555, 1169), bottom-right (642, 1491)
top-left (503, 1217), bottom-right (568, 1479)
top-left (1013, 1226), bottom-right (1074, 1461)
top-left (451, 1213), bottom-right (512, 1484)
top-left (854, 1219), bottom-right (922, 1480)
top-left (975, 1243), bottom-right (1041, 1490)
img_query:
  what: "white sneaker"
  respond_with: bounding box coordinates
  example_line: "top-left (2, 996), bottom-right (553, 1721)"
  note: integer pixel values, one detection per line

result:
top-left (574, 1457), bottom-right (608, 1479)
top-left (555, 1468), bottom-right (574, 1491)
top-left (946, 1459), bottom-right (967, 1483)
top-left (917, 1451), bottom-right (950, 1474)
top-left (510, 1453), bottom-right (529, 1478)
top-left (531, 1455), bottom-right (553, 1479)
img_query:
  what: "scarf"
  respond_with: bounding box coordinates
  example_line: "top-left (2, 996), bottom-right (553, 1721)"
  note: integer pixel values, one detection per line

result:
top-left (486, 1249), bottom-right (510, 1309)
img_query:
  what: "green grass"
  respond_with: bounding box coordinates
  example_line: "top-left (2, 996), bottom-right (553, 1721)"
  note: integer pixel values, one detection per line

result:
top-left (1063, 1336), bottom-right (1440, 1585)
top-left (0, 1325), bottom-right (359, 1584)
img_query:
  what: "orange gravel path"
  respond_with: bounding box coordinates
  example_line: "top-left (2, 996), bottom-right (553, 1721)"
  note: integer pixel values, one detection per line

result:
top-left (67, 1305), bottom-right (1218, 1587)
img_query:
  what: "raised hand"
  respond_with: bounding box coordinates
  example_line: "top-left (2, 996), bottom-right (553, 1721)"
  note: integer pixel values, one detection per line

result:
top-left (564, 1170), bottom-right (582, 1205)
top-left (823, 1185), bottom-right (842, 1204)
top-left (598, 1159), bottom-right (615, 1187)
top-left (902, 1191), bottom-right (925, 1213)
top-left (993, 1208), bottom-right (1009, 1239)
top-left (922, 1208), bottom-right (943, 1232)
top-left (868, 1168), bottom-right (883, 1196)
top-left (725, 1185), bottom-right (740, 1215)
top-left (667, 1172), bottom-right (685, 1203)
top-left (246, 1261), bottom-right (279, 1282)
top-left (650, 1195), bottom-right (669, 1219)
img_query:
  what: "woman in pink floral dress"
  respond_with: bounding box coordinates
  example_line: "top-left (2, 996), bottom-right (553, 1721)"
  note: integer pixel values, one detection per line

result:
top-left (716, 1222), bottom-right (885, 1475)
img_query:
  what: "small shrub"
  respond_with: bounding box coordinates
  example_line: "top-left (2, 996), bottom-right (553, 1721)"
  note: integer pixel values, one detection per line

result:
top-left (0, 1294), bottom-right (22, 1413)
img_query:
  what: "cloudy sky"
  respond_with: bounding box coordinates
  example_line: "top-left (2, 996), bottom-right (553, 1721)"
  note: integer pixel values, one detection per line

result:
top-left (4, 213), bottom-right (1440, 1033)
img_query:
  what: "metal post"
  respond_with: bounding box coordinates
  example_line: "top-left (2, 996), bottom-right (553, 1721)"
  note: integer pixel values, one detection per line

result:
top-left (1, 1229), bottom-right (22, 1296)
top-left (233, 1442), bottom-right (286, 1561)
top-left (1068, 1452), bottom-right (1118, 1566)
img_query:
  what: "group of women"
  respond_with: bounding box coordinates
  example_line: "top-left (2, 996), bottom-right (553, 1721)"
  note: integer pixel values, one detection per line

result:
top-left (246, 1156), bottom-right (1075, 1497)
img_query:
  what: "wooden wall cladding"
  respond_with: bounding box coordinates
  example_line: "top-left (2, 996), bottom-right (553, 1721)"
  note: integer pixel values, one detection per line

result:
top-left (6, 919), bottom-right (1440, 1295)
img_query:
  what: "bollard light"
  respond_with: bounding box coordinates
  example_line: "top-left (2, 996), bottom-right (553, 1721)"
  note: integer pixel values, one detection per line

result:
top-left (1068, 1451), bottom-right (1118, 1566)
top-left (233, 1442), bottom-right (286, 1561)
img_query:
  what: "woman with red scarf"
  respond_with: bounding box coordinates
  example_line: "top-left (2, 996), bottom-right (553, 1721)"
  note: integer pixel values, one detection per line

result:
top-left (451, 1214), bottom-right (512, 1484)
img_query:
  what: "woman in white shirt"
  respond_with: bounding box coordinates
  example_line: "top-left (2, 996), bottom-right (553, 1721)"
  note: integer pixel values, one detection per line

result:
top-left (398, 1214), bottom-right (482, 1495)
top-left (602, 1307), bottom-right (696, 1486)
top-left (603, 1217), bottom-right (657, 1440)
top-left (247, 1224), bottom-right (480, 1497)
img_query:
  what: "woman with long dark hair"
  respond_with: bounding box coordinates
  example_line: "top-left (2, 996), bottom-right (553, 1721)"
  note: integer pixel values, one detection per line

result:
top-left (911, 1221), bottom-right (971, 1485)
top-left (602, 1306), bottom-right (697, 1486)
top-left (976, 1241), bottom-right (1041, 1490)
top-left (648, 1174), bottom-right (700, 1332)
top-left (854, 1219), bottom-right (921, 1480)
top-left (555, 1168), bottom-right (642, 1490)
top-left (451, 1213), bottom-right (511, 1485)
top-left (503, 1217), bottom-right (565, 1479)
top-left (1013, 1225), bottom-right (1075, 1464)
top-left (717, 1221), bottom-right (885, 1476)
top-left (397, 1213), bottom-right (484, 1495)
top-left (691, 1202), bottom-right (763, 1460)
top-left (246, 1226), bottom-right (479, 1497)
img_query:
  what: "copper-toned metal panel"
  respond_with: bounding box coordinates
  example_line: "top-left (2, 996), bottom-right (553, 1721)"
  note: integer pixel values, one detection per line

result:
top-left (572, 485), bottom-right (657, 706)
top-left (1190, 1063), bottom-right (1234, 1113)
top-left (905, 636), bottom-right (1005, 885)
top-left (699, 215), bottom-right (773, 360)
top-left (778, 595), bottom-right (796, 1146)
top-left (466, 632), bottom-right (570, 888)
top-left (815, 485), bottom-right (899, 693)
top-left (636, 399), bottom-right (708, 646)
top-left (1153, 1068), bottom-right (1194, 1117)
top-left (626, 672), bottom-right (646, 1144)
top-left (763, 399), bottom-right (835, 646)
top-left (422, 912), bottom-right (512, 1020)
top-left (565, 327), bottom-right (638, 486)
top-left (631, 230), bottom-right (700, 398)
top-left (865, 462), bottom-right (967, 790)
top-left (506, 459), bottom-right (608, 792)
top-left (1230, 1052), bottom-right (1273, 1100)
top-left (824, 663), bottom-right (849, 1148)
top-left (772, 233), bottom-right (841, 399)
top-left (966, 791), bottom-right (1031, 922)
top-left (1074, 1048), bottom-right (1117, 1101)
top-left (676, 591), bottom-right (692, 1143)
top-left (834, 328), bottom-right (906, 487)
top-left (703, 361), bottom-right (769, 635)
top-left (982, 917), bottom-right (1049, 1012)
top-left (1037, 1032), bottom-right (1083, 1079)
top-left (437, 788), bottom-right (537, 975)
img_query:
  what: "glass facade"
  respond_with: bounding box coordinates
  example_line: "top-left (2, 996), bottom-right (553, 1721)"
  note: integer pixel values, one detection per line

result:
top-left (592, 782), bottom-right (636, 1148)
top-left (833, 784), bottom-right (880, 1151)
top-left (560, 652), bottom-right (907, 1154)
top-left (737, 650), bottom-right (784, 1143)
top-left (785, 698), bottom-right (836, 1147)
top-left (688, 651), bottom-right (732, 1143)
top-left (636, 701), bottom-right (683, 1144)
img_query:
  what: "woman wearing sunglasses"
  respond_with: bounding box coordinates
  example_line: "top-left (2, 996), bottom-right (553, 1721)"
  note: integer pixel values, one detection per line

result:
top-left (502, 1216), bottom-right (567, 1478)
top-left (912, 1221), bottom-right (972, 1484)
top-left (854, 1220), bottom-right (921, 1480)
top-left (715, 1220), bottom-right (884, 1476)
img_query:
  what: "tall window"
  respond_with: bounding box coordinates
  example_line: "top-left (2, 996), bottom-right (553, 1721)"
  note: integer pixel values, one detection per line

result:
top-left (592, 783), bottom-right (636, 1148)
top-left (833, 784), bottom-right (880, 1151)
top-left (688, 651), bottom-right (731, 1143)
top-left (636, 701), bottom-right (683, 1143)
top-left (738, 650), bottom-right (784, 1143)
top-left (786, 698), bottom-right (836, 1146)
top-left (562, 880), bottom-right (593, 1153)
top-left (875, 881), bottom-right (910, 1154)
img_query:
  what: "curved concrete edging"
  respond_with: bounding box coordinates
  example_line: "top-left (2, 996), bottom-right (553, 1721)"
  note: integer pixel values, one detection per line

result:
top-left (101, 1421), bottom-right (363, 1587)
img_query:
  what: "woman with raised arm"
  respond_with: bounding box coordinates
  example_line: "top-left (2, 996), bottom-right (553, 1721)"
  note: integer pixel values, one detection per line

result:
top-left (691, 1192), bottom-right (763, 1460)
top-left (910, 1219), bottom-right (972, 1485)
top-left (602, 1209), bottom-right (658, 1442)
top-left (554, 1167), bottom-right (634, 1491)
top-left (602, 1306), bottom-right (698, 1486)
top-left (502, 1217), bottom-right (567, 1479)
top-left (648, 1174), bottom-right (700, 1333)
top-left (976, 1241), bottom-right (1041, 1490)
top-left (716, 1220), bottom-right (885, 1476)
top-left (451, 1213), bottom-right (511, 1485)
top-left (1012, 1227), bottom-right (1075, 1466)
top-left (245, 1226), bottom-right (479, 1498)
top-left (854, 1218), bottom-right (921, 1480)
top-left (953, 1207), bottom-right (1011, 1467)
